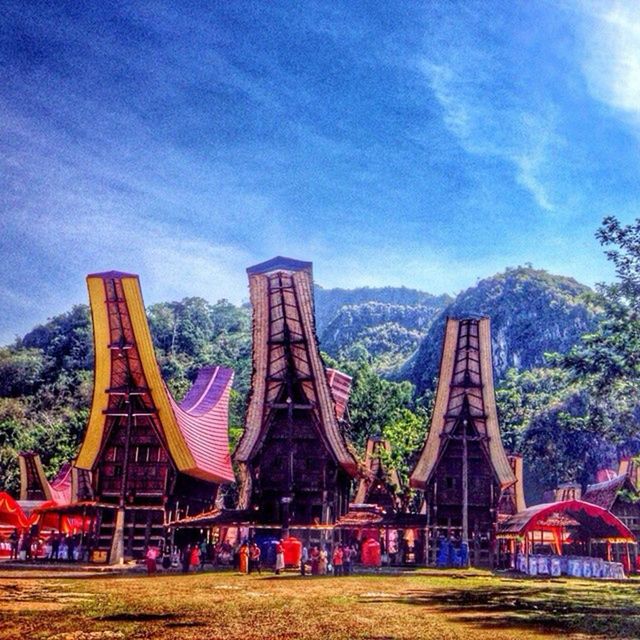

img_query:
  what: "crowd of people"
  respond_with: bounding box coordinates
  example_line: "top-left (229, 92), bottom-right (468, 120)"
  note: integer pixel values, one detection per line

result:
top-left (3, 525), bottom-right (379, 578)
top-left (301, 543), bottom-right (357, 576)
top-left (146, 539), bottom-right (364, 578)
top-left (1, 528), bottom-right (87, 562)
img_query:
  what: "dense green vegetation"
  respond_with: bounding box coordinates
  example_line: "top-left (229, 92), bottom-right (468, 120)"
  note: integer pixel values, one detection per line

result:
top-left (1, 217), bottom-right (639, 504)
top-left (320, 301), bottom-right (445, 373)
top-left (495, 218), bottom-right (640, 500)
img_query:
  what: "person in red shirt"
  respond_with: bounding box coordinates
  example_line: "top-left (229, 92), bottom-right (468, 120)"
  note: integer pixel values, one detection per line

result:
top-left (190, 545), bottom-right (200, 570)
top-left (310, 545), bottom-right (320, 575)
top-left (332, 545), bottom-right (344, 576)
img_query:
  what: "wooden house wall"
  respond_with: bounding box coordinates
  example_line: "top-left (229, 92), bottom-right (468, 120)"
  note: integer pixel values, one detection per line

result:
top-left (96, 414), bottom-right (170, 505)
top-left (249, 405), bottom-right (351, 525)
top-left (611, 500), bottom-right (640, 538)
top-left (428, 436), bottom-right (498, 533)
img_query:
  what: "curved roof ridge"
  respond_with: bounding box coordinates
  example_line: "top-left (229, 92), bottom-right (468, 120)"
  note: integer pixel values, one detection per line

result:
top-left (179, 366), bottom-right (233, 417)
top-left (585, 474), bottom-right (627, 493)
top-left (168, 367), bottom-right (235, 484)
top-left (49, 462), bottom-right (73, 504)
top-left (77, 272), bottom-right (234, 485)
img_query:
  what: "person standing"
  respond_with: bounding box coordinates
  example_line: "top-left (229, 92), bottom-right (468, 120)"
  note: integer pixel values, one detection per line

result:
top-left (275, 540), bottom-right (285, 575)
top-left (9, 529), bottom-right (19, 560)
top-left (145, 545), bottom-right (158, 576)
top-left (66, 534), bottom-right (76, 562)
top-left (199, 540), bottom-right (207, 571)
top-left (22, 532), bottom-right (32, 561)
top-left (50, 532), bottom-right (61, 561)
top-left (310, 545), bottom-right (320, 575)
top-left (249, 542), bottom-right (261, 574)
top-left (239, 541), bottom-right (249, 574)
top-left (182, 544), bottom-right (191, 573)
top-left (300, 545), bottom-right (308, 576)
top-left (332, 545), bottom-right (343, 576)
top-left (318, 546), bottom-right (328, 575)
top-left (190, 544), bottom-right (200, 570)
top-left (343, 544), bottom-right (352, 576)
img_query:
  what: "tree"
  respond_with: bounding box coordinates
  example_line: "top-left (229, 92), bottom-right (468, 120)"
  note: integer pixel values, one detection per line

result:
top-left (0, 348), bottom-right (46, 397)
top-left (381, 408), bottom-right (427, 485)
top-left (341, 358), bottom-right (414, 450)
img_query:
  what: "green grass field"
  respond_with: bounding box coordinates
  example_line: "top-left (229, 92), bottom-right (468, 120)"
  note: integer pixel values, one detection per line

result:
top-left (1, 568), bottom-right (639, 639)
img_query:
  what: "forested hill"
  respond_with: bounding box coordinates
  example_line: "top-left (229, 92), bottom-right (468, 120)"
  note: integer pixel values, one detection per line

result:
top-left (317, 290), bottom-right (452, 373)
top-left (313, 285), bottom-right (446, 335)
top-left (406, 267), bottom-right (597, 396)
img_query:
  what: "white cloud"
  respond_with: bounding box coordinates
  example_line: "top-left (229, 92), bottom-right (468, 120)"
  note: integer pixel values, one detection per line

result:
top-left (420, 59), bottom-right (558, 212)
top-left (31, 210), bottom-right (253, 305)
top-left (580, 1), bottom-right (640, 118)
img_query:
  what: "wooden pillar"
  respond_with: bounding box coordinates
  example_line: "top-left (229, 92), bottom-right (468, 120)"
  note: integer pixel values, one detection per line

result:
top-left (461, 422), bottom-right (469, 567)
top-left (109, 508), bottom-right (125, 565)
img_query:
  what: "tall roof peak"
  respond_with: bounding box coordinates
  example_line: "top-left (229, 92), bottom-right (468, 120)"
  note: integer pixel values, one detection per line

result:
top-left (87, 270), bottom-right (139, 280)
top-left (246, 256), bottom-right (312, 275)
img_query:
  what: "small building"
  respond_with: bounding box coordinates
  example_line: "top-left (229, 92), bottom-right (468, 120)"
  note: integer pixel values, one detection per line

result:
top-left (353, 438), bottom-right (403, 512)
top-left (582, 458), bottom-right (640, 570)
top-left (234, 257), bottom-right (358, 534)
top-left (410, 317), bottom-right (516, 567)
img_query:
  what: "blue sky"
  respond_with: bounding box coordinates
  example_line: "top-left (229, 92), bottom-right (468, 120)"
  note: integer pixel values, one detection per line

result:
top-left (2, 0), bottom-right (640, 344)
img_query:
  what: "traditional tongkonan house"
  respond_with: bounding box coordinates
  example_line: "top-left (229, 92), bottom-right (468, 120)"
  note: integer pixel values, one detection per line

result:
top-left (70, 271), bottom-right (235, 563)
top-left (353, 438), bottom-right (402, 511)
top-left (19, 452), bottom-right (92, 505)
top-left (19, 453), bottom-right (73, 503)
top-left (234, 257), bottom-right (358, 536)
top-left (581, 457), bottom-right (640, 571)
top-left (17, 452), bottom-right (93, 535)
top-left (497, 454), bottom-right (527, 519)
top-left (336, 437), bottom-right (421, 564)
top-left (409, 317), bottom-right (516, 567)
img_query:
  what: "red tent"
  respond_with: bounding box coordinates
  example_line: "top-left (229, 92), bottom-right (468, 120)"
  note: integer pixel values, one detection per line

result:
top-left (0, 493), bottom-right (29, 529)
top-left (30, 501), bottom-right (93, 534)
top-left (498, 499), bottom-right (635, 542)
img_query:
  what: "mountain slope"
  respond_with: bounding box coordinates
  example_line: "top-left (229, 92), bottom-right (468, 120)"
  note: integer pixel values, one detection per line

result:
top-left (319, 297), bottom-right (450, 372)
top-left (407, 267), bottom-right (597, 396)
top-left (313, 285), bottom-right (447, 335)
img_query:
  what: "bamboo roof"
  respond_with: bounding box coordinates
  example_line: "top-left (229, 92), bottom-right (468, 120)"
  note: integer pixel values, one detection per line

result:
top-left (75, 272), bottom-right (234, 484)
top-left (409, 317), bottom-right (516, 490)
top-left (235, 257), bottom-right (357, 475)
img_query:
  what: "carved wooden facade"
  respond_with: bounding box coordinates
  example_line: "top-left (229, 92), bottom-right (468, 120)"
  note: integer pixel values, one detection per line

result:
top-left (235, 257), bottom-right (357, 529)
top-left (410, 317), bottom-right (516, 566)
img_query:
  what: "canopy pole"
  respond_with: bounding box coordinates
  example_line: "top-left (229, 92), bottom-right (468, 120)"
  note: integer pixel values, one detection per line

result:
top-left (626, 542), bottom-right (631, 575)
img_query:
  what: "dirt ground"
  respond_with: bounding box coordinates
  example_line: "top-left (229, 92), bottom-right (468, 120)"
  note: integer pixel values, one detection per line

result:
top-left (0, 567), bottom-right (638, 640)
